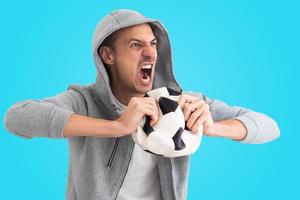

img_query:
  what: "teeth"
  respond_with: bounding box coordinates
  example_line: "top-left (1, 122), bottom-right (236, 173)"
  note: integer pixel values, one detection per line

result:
top-left (142, 64), bottom-right (152, 69)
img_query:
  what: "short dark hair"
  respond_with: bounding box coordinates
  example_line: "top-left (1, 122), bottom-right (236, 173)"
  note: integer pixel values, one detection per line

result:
top-left (99, 30), bottom-right (120, 51)
top-left (97, 30), bottom-right (120, 85)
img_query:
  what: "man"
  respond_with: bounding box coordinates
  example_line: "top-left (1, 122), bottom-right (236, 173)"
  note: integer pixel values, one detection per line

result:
top-left (4, 9), bottom-right (280, 200)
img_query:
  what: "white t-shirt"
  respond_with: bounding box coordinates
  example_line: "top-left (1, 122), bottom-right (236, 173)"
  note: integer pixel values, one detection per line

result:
top-left (116, 143), bottom-right (162, 200)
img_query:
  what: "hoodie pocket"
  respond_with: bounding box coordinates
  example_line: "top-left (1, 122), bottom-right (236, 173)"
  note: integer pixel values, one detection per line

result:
top-left (105, 138), bottom-right (120, 169)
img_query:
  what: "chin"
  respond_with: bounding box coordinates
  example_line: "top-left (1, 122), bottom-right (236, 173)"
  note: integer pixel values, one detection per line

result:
top-left (136, 84), bottom-right (153, 95)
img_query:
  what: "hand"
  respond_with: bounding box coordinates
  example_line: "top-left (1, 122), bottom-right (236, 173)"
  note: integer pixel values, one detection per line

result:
top-left (178, 93), bottom-right (215, 135)
top-left (116, 97), bottom-right (159, 135)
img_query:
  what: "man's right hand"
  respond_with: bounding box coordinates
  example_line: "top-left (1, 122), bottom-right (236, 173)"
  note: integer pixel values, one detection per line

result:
top-left (63, 97), bottom-right (158, 138)
top-left (116, 97), bottom-right (159, 135)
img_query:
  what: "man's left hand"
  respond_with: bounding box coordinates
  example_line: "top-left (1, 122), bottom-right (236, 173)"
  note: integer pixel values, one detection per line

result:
top-left (178, 93), bottom-right (216, 135)
top-left (178, 93), bottom-right (247, 140)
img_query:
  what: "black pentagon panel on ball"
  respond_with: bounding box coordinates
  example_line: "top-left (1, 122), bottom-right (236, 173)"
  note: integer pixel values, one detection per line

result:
top-left (172, 127), bottom-right (186, 150)
top-left (167, 87), bottom-right (182, 96)
top-left (158, 97), bottom-right (179, 115)
top-left (143, 115), bottom-right (154, 136)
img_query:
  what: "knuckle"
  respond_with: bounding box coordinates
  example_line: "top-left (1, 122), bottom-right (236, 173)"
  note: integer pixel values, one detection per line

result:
top-left (131, 97), bottom-right (138, 104)
top-left (202, 112), bottom-right (208, 118)
top-left (181, 93), bottom-right (187, 98)
top-left (198, 99), bottom-right (205, 104)
top-left (206, 108), bottom-right (210, 114)
top-left (195, 117), bottom-right (201, 125)
top-left (193, 124), bottom-right (199, 132)
top-left (204, 112), bottom-right (210, 119)
top-left (191, 110), bottom-right (199, 118)
top-left (185, 108), bottom-right (191, 116)
top-left (204, 108), bottom-right (211, 116)
top-left (136, 103), bottom-right (142, 110)
top-left (186, 103), bottom-right (192, 110)
top-left (182, 94), bottom-right (191, 100)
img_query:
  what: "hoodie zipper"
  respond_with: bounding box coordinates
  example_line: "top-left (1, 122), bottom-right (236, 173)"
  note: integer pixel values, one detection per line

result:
top-left (106, 138), bottom-right (120, 168)
top-left (113, 139), bottom-right (135, 200)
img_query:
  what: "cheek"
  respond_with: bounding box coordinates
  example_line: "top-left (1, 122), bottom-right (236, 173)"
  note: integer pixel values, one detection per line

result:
top-left (119, 53), bottom-right (140, 71)
top-left (113, 49), bottom-right (141, 80)
top-left (121, 66), bottom-right (135, 80)
top-left (114, 60), bottom-right (137, 82)
top-left (116, 49), bottom-right (139, 65)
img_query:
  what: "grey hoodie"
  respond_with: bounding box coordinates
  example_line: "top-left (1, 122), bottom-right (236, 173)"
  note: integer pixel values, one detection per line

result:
top-left (4, 9), bottom-right (280, 200)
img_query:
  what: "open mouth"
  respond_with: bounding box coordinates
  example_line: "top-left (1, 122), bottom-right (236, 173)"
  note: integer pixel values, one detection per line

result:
top-left (140, 64), bottom-right (152, 82)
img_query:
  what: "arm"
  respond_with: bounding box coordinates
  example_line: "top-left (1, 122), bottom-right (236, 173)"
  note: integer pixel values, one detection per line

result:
top-left (63, 114), bottom-right (123, 137)
top-left (183, 92), bottom-right (280, 144)
top-left (63, 96), bottom-right (159, 137)
top-left (4, 90), bottom-right (86, 139)
top-left (205, 119), bottom-right (247, 141)
top-left (4, 90), bottom-right (159, 139)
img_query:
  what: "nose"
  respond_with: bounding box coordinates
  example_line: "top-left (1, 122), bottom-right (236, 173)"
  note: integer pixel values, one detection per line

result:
top-left (142, 44), bottom-right (157, 59)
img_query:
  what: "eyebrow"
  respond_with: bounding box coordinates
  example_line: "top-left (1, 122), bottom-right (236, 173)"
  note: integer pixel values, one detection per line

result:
top-left (127, 38), bottom-right (157, 44)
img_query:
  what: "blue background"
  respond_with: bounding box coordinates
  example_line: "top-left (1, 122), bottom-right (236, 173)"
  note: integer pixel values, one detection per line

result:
top-left (0, 0), bottom-right (299, 199)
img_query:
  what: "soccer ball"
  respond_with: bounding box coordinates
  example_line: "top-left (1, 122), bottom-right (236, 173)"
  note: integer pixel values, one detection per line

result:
top-left (132, 87), bottom-right (203, 157)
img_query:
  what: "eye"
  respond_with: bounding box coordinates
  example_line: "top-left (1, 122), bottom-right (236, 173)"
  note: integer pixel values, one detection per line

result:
top-left (130, 42), bottom-right (143, 49)
top-left (151, 41), bottom-right (157, 47)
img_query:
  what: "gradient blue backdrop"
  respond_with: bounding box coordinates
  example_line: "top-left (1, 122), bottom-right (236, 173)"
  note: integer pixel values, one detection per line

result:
top-left (0, 0), bottom-right (299, 199)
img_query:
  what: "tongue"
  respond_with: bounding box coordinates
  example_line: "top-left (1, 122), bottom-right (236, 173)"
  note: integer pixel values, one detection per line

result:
top-left (141, 69), bottom-right (150, 79)
top-left (143, 72), bottom-right (148, 79)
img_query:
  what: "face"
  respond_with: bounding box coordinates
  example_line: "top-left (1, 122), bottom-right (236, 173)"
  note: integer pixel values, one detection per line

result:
top-left (105, 24), bottom-right (158, 98)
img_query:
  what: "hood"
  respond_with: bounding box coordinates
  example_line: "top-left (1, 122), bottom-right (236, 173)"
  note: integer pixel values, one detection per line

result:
top-left (92, 9), bottom-right (181, 112)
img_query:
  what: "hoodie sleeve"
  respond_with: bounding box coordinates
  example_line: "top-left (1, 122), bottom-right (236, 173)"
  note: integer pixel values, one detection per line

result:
top-left (186, 91), bottom-right (280, 144)
top-left (4, 89), bottom-right (87, 139)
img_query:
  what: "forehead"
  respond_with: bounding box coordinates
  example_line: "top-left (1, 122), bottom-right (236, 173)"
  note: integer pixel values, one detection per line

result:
top-left (115, 24), bottom-right (156, 42)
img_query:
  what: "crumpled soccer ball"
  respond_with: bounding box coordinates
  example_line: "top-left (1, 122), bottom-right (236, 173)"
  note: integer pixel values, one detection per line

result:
top-left (132, 87), bottom-right (203, 157)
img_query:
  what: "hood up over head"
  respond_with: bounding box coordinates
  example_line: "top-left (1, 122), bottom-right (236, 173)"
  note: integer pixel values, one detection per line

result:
top-left (92, 9), bottom-right (181, 111)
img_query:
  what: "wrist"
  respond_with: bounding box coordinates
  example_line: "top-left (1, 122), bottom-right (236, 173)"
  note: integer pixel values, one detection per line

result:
top-left (204, 122), bottom-right (221, 137)
top-left (114, 119), bottom-right (132, 137)
top-left (92, 119), bottom-right (130, 137)
top-left (212, 120), bottom-right (247, 140)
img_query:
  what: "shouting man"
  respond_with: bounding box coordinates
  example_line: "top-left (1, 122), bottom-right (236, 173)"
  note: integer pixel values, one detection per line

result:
top-left (4, 9), bottom-right (280, 200)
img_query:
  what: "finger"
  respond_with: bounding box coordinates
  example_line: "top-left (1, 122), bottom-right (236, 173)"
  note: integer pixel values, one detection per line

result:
top-left (203, 113), bottom-right (214, 127)
top-left (193, 112), bottom-right (209, 130)
top-left (140, 97), bottom-right (156, 109)
top-left (144, 97), bottom-right (160, 125)
top-left (191, 120), bottom-right (203, 134)
top-left (189, 104), bottom-right (211, 133)
top-left (186, 104), bottom-right (207, 129)
top-left (183, 100), bottom-right (206, 121)
top-left (143, 97), bottom-right (159, 109)
top-left (149, 112), bottom-right (159, 126)
top-left (191, 118), bottom-right (205, 134)
top-left (178, 94), bottom-right (194, 109)
top-left (143, 105), bottom-right (159, 126)
top-left (133, 98), bottom-right (155, 126)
